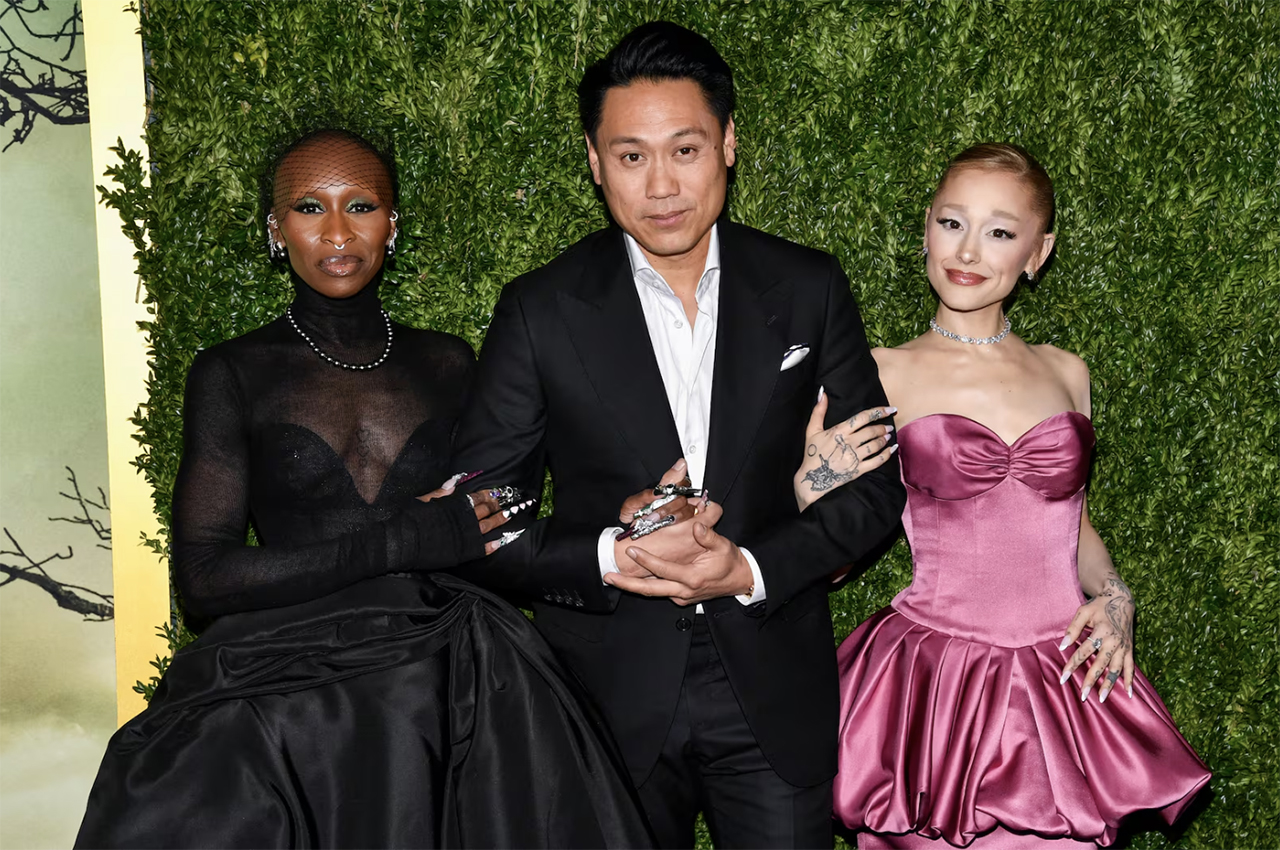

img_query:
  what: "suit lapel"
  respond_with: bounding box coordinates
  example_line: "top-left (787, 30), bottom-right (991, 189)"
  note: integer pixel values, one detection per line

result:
top-left (556, 229), bottom-right (683, 483)
top-left (705, 223), bottom-right (794, 501)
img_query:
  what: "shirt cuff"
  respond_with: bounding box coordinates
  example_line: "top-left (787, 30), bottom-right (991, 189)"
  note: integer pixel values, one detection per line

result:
top-left (598, 527), bottom-right (625, 585)
top-left (736, 547), bottom-right (767, 605)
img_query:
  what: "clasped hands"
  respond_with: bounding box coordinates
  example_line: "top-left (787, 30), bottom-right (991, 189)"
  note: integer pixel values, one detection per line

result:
top-left (604, 459), bottom-right (755, 606)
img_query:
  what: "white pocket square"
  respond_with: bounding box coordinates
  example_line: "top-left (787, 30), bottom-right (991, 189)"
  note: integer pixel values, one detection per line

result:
top-left (780, 344), bottom-right (810, 371)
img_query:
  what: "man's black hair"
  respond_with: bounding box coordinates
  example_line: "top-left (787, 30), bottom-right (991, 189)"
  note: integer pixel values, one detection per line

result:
top-left (577, 21), bottom-right (735, 144)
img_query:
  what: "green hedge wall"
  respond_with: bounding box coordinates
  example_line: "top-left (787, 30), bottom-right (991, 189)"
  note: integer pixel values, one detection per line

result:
top-left (111, 1), bottom-right (1277, 846)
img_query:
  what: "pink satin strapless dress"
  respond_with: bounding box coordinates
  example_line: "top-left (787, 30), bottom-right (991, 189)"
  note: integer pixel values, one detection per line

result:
top-left (833, 412), bottom-right (1210, 847)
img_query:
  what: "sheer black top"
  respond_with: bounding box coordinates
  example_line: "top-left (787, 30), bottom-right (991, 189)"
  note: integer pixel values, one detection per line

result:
top-left (171, 279), bottom-right (482, 618)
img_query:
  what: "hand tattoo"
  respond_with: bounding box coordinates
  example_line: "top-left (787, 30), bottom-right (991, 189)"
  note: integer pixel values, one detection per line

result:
top-left (1096, 573), bottom-right (1135, 651)
top-left (802, 454), bottom-right (856, 492)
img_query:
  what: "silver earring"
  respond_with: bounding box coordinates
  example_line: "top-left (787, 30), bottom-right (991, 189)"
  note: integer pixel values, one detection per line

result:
top-left (386, 211), bottom-right (399, 257)
top-left (1026, 270), bottom-right (1037, 283)
top-left (266, 214), bottom-right (286, 260)
top-left (921, 245), bottom-right (929, 256)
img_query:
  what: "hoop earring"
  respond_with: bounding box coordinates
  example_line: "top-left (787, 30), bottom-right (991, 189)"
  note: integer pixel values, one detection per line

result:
top-left (385, 210), bottom-right (399, 257)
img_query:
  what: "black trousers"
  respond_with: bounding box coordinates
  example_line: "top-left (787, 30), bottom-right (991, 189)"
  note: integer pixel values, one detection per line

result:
top-left (635, 616), bottom-right (833, 849)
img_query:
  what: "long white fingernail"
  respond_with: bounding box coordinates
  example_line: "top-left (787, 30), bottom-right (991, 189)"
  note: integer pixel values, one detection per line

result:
top-left (1099, 688), bottom-right (1110, 705)
top-left (1058, 636), bottom-right (1072, 651)
top-left (1127, 685), bottom-right (1134, 698)
top-left (889, 444), bottom-right (899, 454)
top-left (884, 424), bottom-right (895, 434)
top-left (886, 406), bottom-right (898, 415)
top-left (817, 385), bottom-right (825, 402)
top-left (1080, 684), bottom-right (1090, 702)
top-left (1059, 670), bottom-right (1070, 685)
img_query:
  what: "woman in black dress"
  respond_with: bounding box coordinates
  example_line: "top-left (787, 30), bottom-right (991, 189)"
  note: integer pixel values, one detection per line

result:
top-left (76, 129), bottom-right (650, 848)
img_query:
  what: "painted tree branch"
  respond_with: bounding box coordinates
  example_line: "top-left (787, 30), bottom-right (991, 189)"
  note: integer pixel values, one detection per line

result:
top-left (0, 467), bottom-right (113, 620)
top-left (0, 0), bottom-right (89, 151)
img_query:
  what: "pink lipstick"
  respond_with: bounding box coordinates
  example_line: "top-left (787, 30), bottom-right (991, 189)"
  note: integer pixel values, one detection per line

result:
top-left (945, 268), bottom-right (987, 287)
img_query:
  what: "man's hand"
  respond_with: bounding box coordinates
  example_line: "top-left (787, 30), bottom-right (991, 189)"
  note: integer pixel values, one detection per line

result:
top-left (606, 518), bottom-right (754, 606)
top-left (613, 501), bottom-right (723, 577)
top-left (612, 458), bottom-right (709, 578)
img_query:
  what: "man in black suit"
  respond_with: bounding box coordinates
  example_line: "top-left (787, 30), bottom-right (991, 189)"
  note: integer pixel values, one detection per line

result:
top-left (454, 21), bottom-right (905, 848)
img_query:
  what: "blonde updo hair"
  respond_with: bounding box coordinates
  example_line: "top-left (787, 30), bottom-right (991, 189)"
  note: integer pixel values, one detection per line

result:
top-left (935, 142), bottom-right (1055, 231)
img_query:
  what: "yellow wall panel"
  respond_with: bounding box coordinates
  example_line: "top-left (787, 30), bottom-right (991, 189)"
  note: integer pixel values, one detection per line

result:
top-left (82, 0), bottom-right (170, 726)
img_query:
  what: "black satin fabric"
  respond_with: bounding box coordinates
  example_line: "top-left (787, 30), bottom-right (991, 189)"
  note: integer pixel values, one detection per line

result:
top-left (76, 574), bottom-right (651, 848)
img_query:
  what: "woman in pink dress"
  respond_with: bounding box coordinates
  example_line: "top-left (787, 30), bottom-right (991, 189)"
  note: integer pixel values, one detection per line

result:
top-left (796, 143), bottom-right (1210, 847)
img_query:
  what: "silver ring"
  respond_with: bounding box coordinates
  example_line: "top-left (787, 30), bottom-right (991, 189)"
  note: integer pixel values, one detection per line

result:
top-left (1091, 637), bottom-right (1102, 651)
top-left (488, 486), bottom-right (522, 509)
top-left (465, 494), bottom-right (474, 509)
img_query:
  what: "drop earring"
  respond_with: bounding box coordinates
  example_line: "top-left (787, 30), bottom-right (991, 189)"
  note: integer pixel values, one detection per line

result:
top-left (385, 211), bottom-right (399, 257)
top-left (266, 214), bottom-right (286, 260)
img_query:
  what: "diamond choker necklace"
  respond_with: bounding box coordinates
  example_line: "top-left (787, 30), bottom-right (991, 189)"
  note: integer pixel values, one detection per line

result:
top-left (929, 315), bottom-right (1012, 345)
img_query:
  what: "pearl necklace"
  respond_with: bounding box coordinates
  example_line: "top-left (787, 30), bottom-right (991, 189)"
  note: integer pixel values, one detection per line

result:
top-left (286, 305), bottom-right (393, 370)
top-left (929, 315), bottom-right (1012, 345)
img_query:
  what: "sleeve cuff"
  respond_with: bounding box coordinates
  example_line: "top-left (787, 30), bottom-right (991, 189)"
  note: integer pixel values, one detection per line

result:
top-left (598, 527), bottom-right (625, 585)
top-left (736, 547), bottom-right (767, 605)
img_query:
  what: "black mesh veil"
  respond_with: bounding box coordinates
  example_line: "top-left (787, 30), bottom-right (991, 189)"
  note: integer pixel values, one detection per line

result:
top-left (261, 128), bottom-right (399, 260)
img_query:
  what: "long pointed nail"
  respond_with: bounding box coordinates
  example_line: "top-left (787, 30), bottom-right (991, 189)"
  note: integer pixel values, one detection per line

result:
top-left (496, 528), bottom-right (525, 548)
top-left (1059, 670), bottom-right (1071, 685)
top-left (1127, 685), bottom-right (1134, 698)
top-left (817, 385), bottom-right (826, 402)
top-left (1059, 636), bottom-right (1072, 651)
top-left (889, 444), bottom-right (899, 454)
top-left (1080, 684), bottom-right (1090, 702)
top-left (1099, 687), bottom-right (1110, 704)
top-left (884, 424), bottom-right (895, 434)
top-left (886, 406), bottom-right (898, 415)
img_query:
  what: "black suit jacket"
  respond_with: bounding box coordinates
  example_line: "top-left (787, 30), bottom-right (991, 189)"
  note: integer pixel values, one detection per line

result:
top-left (453, 222), bottom-right (906, 787)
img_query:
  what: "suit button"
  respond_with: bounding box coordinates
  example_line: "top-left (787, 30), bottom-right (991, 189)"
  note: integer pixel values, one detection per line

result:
top-left (676, 617), bottom-right (693, 631)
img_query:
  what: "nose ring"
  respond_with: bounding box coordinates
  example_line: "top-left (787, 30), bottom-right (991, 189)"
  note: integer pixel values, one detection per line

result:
top-left (333, 240), bottom-right (348, 250)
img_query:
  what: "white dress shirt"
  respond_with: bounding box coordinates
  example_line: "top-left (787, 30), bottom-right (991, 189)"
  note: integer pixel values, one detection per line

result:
top-left (596, 225), bottom-right (767, 606)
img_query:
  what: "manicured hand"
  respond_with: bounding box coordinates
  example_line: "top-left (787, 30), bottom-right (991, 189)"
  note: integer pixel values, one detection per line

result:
top-left (1058, 574), bottom-right (1136, 704)
top-left (794, 389), bottom-right (897, 510)
top-left (416, 475), bottom-right (533, 555)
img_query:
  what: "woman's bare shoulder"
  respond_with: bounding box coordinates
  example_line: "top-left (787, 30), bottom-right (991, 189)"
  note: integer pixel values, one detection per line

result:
top-left (1032, 343), bottom-right (1091, 411)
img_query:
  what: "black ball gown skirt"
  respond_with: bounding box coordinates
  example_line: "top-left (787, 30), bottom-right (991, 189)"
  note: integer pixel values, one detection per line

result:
top-left (75, 573), bottom-right (652, 848)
